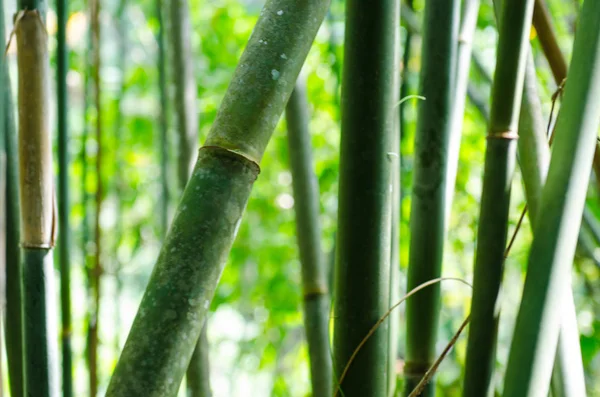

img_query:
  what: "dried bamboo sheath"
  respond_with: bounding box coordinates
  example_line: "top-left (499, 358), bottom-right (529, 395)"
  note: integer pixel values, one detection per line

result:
top-left (17, 10), bottom-right (54, 249)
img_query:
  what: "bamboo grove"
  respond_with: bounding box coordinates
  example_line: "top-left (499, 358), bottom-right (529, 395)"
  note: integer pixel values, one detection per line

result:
top-left (2, 0), bottom-right (600, 396)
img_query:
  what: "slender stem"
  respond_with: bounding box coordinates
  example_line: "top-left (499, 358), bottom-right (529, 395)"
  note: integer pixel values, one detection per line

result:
top-left (106, 2), bottom-right (330, 395)
top-left (90, 0), bottom-right (102, 393)
top-left (157, 0), bottom-right (169, 237)
top-left (503, 1), bottom-right (600, 393)
top-left (285, 79), bottom-right (331, 397)
top-left (532, 0), bottom-right (568, 85)
top-left (56, 0), bottom-right (72, 393)
top-left (445, 0), bottom-right (481, 222)
top-left (168, 0), bottom-right (198, 190)
top-left (462, 0), bottom-right (536, 395)
top-left (112, 0), bottom-right (127, 355)
top-left (404, 0), bottom-right (460, 395)
top-left (399, 0), bottom-right (413, 148)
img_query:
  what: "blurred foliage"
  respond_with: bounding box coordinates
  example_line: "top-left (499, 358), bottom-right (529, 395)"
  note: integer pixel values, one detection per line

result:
top-left (2, 0), bottom-right (600, 396)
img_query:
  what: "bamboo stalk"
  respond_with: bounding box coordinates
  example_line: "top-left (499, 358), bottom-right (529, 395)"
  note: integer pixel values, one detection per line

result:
top-left (462, 0), bottom-right (536, 395)
top-left (167, 0), bottom-right (198, 191)
top-left (112, 0), bottom-right (127, 355)
top-left (16, 5), bottom-right (60, 396)
top-left (56, 0), bottom-right (73, 393)
top-left (399, 0), bottom-right (413, 147)
top-left (106, 2), bottom-right (330, 395)
top-left (404, 0), bottom-right (460, 395)
top-left (157, 0), bottom-right (169, 237)
top-left (285, 79), bottom-right (331, 397)
top-left (1, 1), bottom-right (23, 395)
top-left (89, 0), bottom-right (102, 392)
top-left (502, 1), bottom-right (600, 394)
top-left (333, 1), bottom-right (399, 396)
top-left (445, 0), bottom-right (480, 221)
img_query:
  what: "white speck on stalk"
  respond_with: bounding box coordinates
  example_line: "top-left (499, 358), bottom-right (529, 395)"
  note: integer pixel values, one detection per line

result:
top-left (280, 53), bottom-right (287, 59)
top-left (271, 69), bottom-right (280, 80)
top-left (204, 300), bottom-right (210, 309)
top-left (277, 10), bottom-right (283, 15)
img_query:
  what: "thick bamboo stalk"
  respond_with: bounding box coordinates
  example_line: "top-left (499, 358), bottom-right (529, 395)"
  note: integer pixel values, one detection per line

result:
top-left (462, 0), bottom-right (536, 395)
top-left (16, 8), bottom-right (60, 397)
top-left (404, 0), bottom-right (459, 395)
top-left (106, 2), bottom-right (330, 395)
top-left (333, 1), bottom-right (399, 396)
top-left (1, 1), bottom-right (23, 395)
top-left (502, 1), bottom-right (600, 394)
top-left (56, 0), bottom-right (73, 393)
top-left (285, 80), bottom-right (331, 397)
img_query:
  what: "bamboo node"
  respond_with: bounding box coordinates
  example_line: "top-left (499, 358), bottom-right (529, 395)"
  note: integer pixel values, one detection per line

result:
top-left (200, 145), bottom-right (261, 174)
top-left (303, 286), bottom-right (328, 301)
top-left (486, 130), bottom-right (519, 140)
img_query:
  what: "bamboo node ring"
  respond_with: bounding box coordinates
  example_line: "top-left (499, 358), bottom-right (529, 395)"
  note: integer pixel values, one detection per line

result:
top-left (200, 145), bottom-right (261, 174)
top-left (486, 130), bottom-right (519, 140)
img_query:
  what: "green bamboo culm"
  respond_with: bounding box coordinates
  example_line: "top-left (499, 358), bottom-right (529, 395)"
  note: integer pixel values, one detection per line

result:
top-left (333, 1), bottom-right (399, 396)
top-left (285, 79), bottom-right (332, 397)
top-left (56, 0), bottom-right (73, 393)
top-left (156, 0), bottom-right (169, 237)
top-left (403, 0), bottom-right (459, 394)
top-left (462, 0), bottom-right (535, 395)
top-left (502, 1), bottom-right (600, 394)
top-left (1, 0), bottom-right (24, 395)
top-left (106, 2), bottom-right (330, 395)
top-left (15, 1), bottom-right (60, 395)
